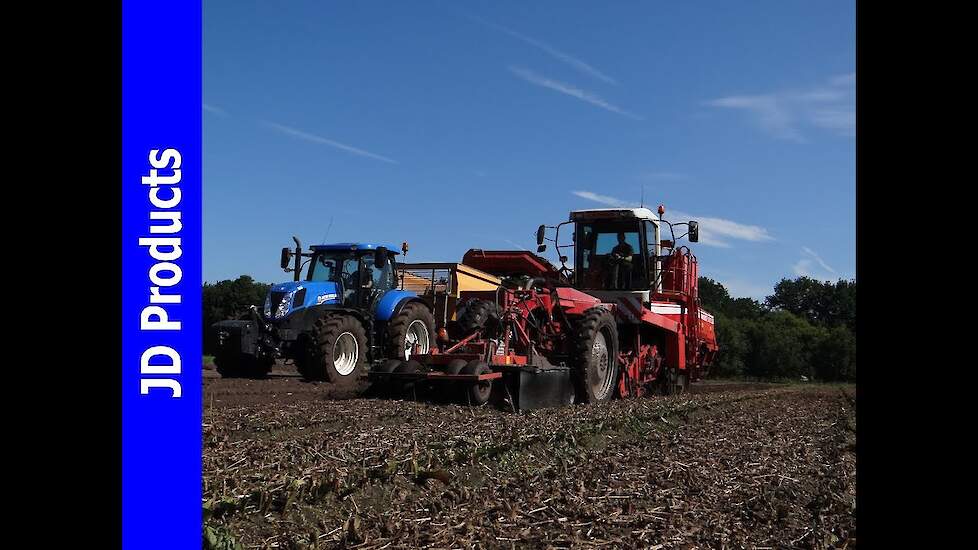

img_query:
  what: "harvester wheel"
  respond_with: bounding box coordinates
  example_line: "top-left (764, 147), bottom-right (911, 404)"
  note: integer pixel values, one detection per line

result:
top-left (461, 360), bottom-right (493, 406)
top-left (302, 313), bottom-right (367, 386)
top-left (663, 367), bottom-right (689, 395)
top-left (457, 300), bottom-right (502, 336)
top-left (387, 302), bottom-right (436, 360)
top-left (571, 307), bottom-right (620, 403)
top-left (214, 352), bottom-right (272, 379)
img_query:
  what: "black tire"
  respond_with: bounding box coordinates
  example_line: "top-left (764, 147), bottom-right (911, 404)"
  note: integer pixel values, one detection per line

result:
top-left (461, 360), bottom-right (493, 406)
top-left (367, 359), bottom-right (403, 397)
top-left (431, 358), bottom-right (469, 403)
top-left (393, 359), bottom-right (424, 398)
top-left (299, 313), bottom-right (367, 386)
top-left (386, 301), bottom-right (436, 360)
top-left (214, 352), bottom-right (271, 379)
top-left (457, 300), bottom-right (502, 335)
top-left (570, 307), bottom-right (620, 403)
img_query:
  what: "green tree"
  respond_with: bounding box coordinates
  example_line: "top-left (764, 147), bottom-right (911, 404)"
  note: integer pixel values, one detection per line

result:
top-left (811, 324), bottom-right (856, 381)
top-left (766, 276), bottom-right (856, 329)
top-left (698, 277), bottom-right (731, 313)
top-left (746, 311), bottom-right (819, 380)
top-left (710, 313), bottom-right (752, 378)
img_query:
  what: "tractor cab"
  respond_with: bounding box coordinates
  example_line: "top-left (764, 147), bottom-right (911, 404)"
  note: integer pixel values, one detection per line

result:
top-left (304, 243), bottom-right (399, 309)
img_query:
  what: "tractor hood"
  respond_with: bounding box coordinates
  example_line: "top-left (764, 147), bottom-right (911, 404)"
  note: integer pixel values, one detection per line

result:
top-left (264, 281), bottom-right (341, 320)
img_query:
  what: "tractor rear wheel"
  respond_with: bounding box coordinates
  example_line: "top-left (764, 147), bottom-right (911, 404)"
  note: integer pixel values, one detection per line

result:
top-left (214, 352), bottom-right (272, 379)
top-left (387, 302), bottom-right (435, 360)
top-left (457, 300), bottom-right (502, 336)
top-left (571, 307), bottom-right (620, 403)
top-left (300, 313), bottom-right (367, 386)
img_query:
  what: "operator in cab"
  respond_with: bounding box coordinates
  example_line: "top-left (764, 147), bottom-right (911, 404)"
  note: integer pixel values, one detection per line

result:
top-left (607, 232), bottom-right (634, 289)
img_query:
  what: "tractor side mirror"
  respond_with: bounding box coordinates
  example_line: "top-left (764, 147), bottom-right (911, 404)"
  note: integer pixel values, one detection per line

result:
top-left (536, 225), bottom-right (546, 246)
top-left (688, 221), bottom-right (699, 243)
top-left (280, 247), bottom-right (292, 270)
top-left (374, 246), bottom-right (388, 268)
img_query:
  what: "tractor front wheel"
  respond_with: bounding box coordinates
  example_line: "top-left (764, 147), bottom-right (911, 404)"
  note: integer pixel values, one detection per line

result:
top-left (300, 313), bottom-right (368, 386)
top-left (571, 307), bottom-right (620, 403)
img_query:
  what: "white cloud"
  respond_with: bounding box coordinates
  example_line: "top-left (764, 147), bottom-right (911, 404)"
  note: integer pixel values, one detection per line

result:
top-left (571, 190), bottom-right (626, 206)
top-left (794, 247), bottom-right (836, 278)
top-left (470, 16), bottom-right (617, 85)
top-left (570, 190), bottom-right (773, 247)
top-left (261, 121), bottom-right (399, 164)
top-left (509, 67), bottom-right (642, 120)
top-left (706, 73), bottom-right (855, 141)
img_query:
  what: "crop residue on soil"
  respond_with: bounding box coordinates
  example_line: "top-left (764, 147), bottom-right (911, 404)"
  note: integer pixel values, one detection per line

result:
top-left (203, 371), bottom-right (856, 549)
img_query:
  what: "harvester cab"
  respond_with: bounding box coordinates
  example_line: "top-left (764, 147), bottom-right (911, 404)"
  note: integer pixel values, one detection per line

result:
top-left (537, 206), bottom-right (699, 296)
top-left (211, 238), bottom-right (435, 384)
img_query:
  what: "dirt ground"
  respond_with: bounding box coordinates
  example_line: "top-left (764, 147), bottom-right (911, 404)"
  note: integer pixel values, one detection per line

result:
top-left (203, 365), bottom-right (856, 549)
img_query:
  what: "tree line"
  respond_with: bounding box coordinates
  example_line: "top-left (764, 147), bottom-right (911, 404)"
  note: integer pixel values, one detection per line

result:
top-left (202, 274), bottom-right (856, 382)
top-left (699, 276), bottom-right (855, 382)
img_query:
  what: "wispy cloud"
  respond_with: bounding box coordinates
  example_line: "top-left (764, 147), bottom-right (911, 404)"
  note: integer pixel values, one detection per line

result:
top-left (571, 190), bottom-right (773, 247)
top-left (509, 67), bottom-right (642, 120)
top-left (571, 190), bottom-right (626, 206)
top-left (793, 247), bottom-right (836, 278)
top-left (706, 73), bottom-right (855, 141)
top-left (261, 121), bottom-right (398, 164)
top-left (469, 15), bottom-right (617, 85)
top-left (203, 103), bottom-right (228, 117)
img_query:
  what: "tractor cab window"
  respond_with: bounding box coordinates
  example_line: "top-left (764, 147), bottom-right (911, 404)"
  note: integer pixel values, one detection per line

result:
top-left (576, 221), bottom-right (649, 290)
top-left (308, 253), bottom-right (343, 282)
top-left (368, 254), bottom-right (396, 292)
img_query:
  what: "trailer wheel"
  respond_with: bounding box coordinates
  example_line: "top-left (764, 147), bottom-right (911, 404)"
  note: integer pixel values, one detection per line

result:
top-left (302, 313), bottom-right (367, 386)
top-left (214, 352), bottom-right (272, 379)
top-left (457, 300), bottom-right (502, 335)
top-left (571, 307), bottom-right (620, 403)
top-left (393, 359), bottom-right (423, 398)
top-left (462, 360), bottom-right (493, 406)
top-left (368, 359), bottom-right (403, 397)
top-left (387, 302), bottom-right (436, 360)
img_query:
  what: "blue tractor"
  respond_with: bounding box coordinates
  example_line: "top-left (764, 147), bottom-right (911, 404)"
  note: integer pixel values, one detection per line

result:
top-left (211, 238), bottom-right (435, 386)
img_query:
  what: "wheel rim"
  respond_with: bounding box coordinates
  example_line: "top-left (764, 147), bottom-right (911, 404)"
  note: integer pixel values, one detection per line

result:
top-left (590, 331), bottom-right (614, 398)
top-left (332, 332), bottom-right (359, 376)
top-left (404, 320), bottom-right (430, 359)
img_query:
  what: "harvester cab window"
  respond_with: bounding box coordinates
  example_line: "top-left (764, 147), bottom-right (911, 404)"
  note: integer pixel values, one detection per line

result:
top-left (576, 222), bottom-right (649, 290)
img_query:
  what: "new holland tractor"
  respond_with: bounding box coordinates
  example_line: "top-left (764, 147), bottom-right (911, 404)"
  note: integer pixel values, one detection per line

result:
top-left (368, 206), bottom-right (717, 410)
top-left (212, 238), bottom-right (435, 385)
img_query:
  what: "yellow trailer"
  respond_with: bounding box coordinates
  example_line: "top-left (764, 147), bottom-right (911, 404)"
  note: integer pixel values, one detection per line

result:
top-left (396, 262), bottom-right (501, 330)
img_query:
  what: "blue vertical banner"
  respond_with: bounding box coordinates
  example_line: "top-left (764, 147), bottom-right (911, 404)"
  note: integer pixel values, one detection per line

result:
top-left (122, 1), bottom-right (202, 548)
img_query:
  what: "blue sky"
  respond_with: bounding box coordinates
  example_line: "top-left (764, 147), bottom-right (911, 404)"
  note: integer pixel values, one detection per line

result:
top-left (203, 1), bottom-right (855, 299)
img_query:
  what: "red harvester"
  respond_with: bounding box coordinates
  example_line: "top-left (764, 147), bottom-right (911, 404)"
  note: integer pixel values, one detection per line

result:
top-left (368, 206), bottom-right (718, 410)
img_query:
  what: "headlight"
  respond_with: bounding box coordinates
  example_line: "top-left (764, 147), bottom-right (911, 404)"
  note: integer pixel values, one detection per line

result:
top-left (275, 293), bottom-right (292, 319)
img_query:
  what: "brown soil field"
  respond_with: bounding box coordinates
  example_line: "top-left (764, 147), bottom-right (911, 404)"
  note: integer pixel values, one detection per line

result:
top-left (203, 366), bottom-right (856, 549)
